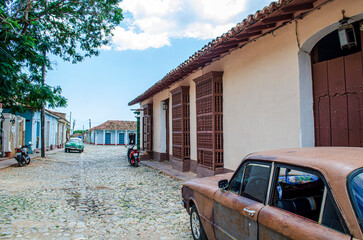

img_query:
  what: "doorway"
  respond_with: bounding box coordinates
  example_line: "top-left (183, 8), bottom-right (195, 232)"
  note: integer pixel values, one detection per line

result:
top-left (105, 132), bottom-right (111, 144)
top-left (312, 21), bottom-right (362, 146)
top-left (119, 132), bottom-right (125, 144)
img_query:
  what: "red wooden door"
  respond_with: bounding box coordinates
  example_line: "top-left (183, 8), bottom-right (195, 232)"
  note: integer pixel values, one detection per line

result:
top-left (313, 52), bottom-right (363, 147)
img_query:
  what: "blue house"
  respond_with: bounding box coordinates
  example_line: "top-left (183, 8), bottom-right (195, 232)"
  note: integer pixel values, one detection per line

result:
top-left (89, 121), bottom-right (137, 145)
top-left (2, 109), bottom-right (70, 151)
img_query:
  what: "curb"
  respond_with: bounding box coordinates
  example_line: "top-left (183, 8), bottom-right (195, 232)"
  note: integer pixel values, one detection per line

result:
top-left (140, 162), bottom-right (184, 182)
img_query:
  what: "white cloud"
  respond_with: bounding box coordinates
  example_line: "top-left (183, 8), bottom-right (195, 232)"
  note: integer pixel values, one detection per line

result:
top-left (109, 0), bottom-right (248, 51)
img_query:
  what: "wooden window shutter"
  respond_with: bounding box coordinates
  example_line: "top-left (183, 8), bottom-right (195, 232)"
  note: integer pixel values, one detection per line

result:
top-left (142, 104), bottom-right (153, 152)
top-left (194, 72), bottom-right (223, 171)
top-left (171, 86), bottom-right (190, 161)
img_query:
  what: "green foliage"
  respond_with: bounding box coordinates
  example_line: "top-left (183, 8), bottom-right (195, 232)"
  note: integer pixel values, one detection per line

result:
top-left (0, 0), bottom-right (123, 112)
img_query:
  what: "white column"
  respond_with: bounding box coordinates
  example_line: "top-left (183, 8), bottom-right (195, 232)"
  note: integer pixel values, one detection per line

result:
top-left (115, 130), bottom-right (117, 145)
top-left (125, 130), bottom-right (128, 145)
top-left (103, 130), bottom-right (105, 145)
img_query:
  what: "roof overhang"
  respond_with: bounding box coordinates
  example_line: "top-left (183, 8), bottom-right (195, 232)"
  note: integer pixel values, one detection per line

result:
top-left (128, 0), bottom-right (331, 106)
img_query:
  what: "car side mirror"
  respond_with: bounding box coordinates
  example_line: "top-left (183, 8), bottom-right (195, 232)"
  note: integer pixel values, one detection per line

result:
top-left (218, 179), bottom-right (229, 190)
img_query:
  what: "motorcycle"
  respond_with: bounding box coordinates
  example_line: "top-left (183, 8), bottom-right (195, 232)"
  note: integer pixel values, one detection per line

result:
top-left (126, 145), bottom-right (140, 167)
top-left (14, 143), bottom-right (31, 167)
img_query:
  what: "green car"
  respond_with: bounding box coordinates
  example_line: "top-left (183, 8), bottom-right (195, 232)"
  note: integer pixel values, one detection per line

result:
top-left (65, 138), bottom-right (84, 153)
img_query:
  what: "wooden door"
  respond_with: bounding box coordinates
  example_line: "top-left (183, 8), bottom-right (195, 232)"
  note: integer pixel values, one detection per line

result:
top-left (105, 133), bottom-right (111, 144)
top-left (118, 133), bottom-right (125, 144)
top-left (313, 52), bottom-right (363, 147)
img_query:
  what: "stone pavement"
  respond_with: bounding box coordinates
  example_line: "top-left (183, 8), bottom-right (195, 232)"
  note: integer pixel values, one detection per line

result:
top-left (0, 144), bottom-right (192, 239)
top-left (0, 148), bottom-right (65, 170)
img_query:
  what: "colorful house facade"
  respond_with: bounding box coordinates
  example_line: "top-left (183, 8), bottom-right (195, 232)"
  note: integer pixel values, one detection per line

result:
top-left (0, 113), bottom-right (25, 157)
top-left (2, 109), bottom-right (70, 152)
top-left (89, 121), bottom-right (137, 145)
top-left (128, 0), bottom-right (363, 177)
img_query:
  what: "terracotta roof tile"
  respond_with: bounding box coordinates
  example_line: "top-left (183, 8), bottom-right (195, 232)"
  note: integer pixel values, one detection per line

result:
top-left (91, 120), bottom-right (137, 131)
top-left (45, 109), bottom-right (69, 122)
top-left (128, 0), bottom-right (325, 106)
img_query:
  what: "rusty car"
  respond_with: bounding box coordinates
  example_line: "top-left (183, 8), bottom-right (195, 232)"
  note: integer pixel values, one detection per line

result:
top-left (181, 148), bottom-right (363, 240)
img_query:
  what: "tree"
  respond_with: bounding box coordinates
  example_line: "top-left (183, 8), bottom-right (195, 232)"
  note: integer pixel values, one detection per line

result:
top-left (0, 0), bottom-right (123, 111)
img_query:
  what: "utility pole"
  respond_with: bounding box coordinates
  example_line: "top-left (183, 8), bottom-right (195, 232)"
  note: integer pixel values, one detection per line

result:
top-left (72, 120), bottom-right (76, 134)
top-left (89, 119), bottom-right (92, 144)
top-left (41, 51), bottom-right (46, 158)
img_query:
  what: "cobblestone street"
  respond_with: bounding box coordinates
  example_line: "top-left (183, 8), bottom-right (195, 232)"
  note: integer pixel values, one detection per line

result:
top-left (0, 145), bottom-right (192, 239)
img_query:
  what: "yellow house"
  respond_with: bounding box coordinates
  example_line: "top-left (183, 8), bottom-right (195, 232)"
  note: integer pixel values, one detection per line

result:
top-left (129, 0), bottom-right (363, 177)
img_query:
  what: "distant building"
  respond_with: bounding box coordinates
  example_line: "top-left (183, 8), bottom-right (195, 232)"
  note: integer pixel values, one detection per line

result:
top-left (89, 121), bottom-right (137, 145)
top-left (2, 109), bottom-right (70, 152)
top-left (46, 110), bottom-right (70, 148)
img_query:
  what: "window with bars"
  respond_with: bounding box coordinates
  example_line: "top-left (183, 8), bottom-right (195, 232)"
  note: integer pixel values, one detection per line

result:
top-left (171, 86), bottom-right (190, 161)
top-left (142, 104), bottom-right (153, 152)
top-left (194, 72), bottom-right (224, 170)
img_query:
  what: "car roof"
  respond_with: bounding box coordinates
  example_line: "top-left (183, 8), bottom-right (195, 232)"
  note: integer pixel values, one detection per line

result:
top-left (246, 147), bottom-right (363, 178)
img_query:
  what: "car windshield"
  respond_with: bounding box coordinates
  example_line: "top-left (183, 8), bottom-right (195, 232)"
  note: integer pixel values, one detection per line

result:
top-left (69, 139), bottom-right (81, 143)
top-left (349, 170), bottom-right (363, 230)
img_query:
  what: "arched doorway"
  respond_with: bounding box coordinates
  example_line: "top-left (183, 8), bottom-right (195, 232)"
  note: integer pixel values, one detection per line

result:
top-left (312, 20), bottom-right (363, 147)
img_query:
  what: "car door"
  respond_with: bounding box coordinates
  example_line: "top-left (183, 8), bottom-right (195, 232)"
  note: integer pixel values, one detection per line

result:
top-left (258, 164), bottom-right (351, 240)
top-left (213, 161), bottom-right (272, 240)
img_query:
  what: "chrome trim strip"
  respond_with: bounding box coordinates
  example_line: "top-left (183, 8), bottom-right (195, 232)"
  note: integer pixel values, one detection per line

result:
top-left (318, 186), bottom-right (327, 224)
top-left (266, 162), bottom-right (275, 205)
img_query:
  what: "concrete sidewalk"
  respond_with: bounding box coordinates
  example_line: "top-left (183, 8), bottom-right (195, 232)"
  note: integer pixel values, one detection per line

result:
top-left (141, 160), bottom-right (197, 182)
top-left (0, 147), bottom-right (65, 170)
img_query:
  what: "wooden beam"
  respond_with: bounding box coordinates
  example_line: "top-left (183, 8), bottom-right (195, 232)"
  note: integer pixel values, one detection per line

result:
top-left (215, 40), bottom-right (239, 48)
top-left (212, 48), bottom-right (231, 55)
top-left (214, 44), bottom-right (238, 52)
top-left (247, 23), bottom-right (276, 32)
top-left (262, 13), bottom-right (294, 23)
top-left (281, 3), bottom-right (314, 13)
top-left (235, 31), bottom-right (262, 39)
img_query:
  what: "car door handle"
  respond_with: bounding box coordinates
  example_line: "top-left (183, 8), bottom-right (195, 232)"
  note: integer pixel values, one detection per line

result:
top-left (243, 208), bottom-right (255, 217)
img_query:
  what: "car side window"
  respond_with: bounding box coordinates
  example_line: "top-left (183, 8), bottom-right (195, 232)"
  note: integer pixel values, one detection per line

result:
top-left (348, 169), bottom-right (363, 232)
top-left (271, 166), bottom-right (348, 234)
top-left (240, 163), bottom-right (271, 203)
top-left (228, 167), bottom-right (245, 194)
top-left (322, 191), bottom-right (348, 234)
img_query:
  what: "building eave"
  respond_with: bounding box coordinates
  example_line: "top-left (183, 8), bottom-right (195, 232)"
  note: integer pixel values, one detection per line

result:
top-left (128, 0), bottom-right (330, 106)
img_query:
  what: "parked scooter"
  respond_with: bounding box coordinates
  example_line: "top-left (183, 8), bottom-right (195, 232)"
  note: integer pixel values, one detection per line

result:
top-left (14, 143), bottom-right (31, 167)
top-left (126, 145), bottom-right (140, 167)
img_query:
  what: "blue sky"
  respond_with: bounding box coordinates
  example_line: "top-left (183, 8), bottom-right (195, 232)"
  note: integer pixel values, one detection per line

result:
top-left (48, 0), bottom-right (271, 130)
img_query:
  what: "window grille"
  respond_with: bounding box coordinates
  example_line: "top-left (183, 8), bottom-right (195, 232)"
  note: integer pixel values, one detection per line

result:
top-left (142, 104), bottom-right (153, 152)
top-left (171, 86), bottom-right (190, 161)
top-left (194, 72), bottom-right (224, 170)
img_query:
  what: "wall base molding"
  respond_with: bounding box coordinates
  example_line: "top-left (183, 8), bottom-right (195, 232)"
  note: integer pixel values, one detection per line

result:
top-left (197, 165), bottom-right (233, 178)
top-left (141, 151), bottom-right (153, 161)
top-left (153, 151), bottom-right (169, 162)
top-left (190, 159), bottom-right (197, 174)
top-left (170, 156), bottom-right (190, 172)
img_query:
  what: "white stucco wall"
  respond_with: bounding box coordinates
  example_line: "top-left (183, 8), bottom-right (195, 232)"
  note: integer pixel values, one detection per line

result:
top-left (150, 89), bottom-right (170, 153)
top-left (137, 0), bottom-right (363, 170)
